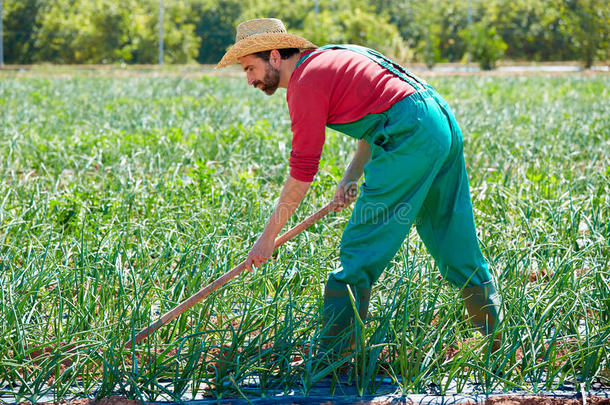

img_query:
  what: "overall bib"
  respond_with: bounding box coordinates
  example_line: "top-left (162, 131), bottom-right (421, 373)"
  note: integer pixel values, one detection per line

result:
top-left (295, 45), bottom-right (502, 352)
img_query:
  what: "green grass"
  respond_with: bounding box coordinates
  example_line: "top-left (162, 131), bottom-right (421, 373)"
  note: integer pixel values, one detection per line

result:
top-left (0, 72), bottom-right (608, 402)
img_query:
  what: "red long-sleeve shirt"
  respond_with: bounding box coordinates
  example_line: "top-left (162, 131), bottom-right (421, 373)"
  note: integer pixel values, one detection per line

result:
top-left (286, 48), bottom-right (416, 182)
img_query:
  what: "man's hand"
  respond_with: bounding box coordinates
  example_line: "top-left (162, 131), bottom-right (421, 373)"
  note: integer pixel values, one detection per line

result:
top-left (244, 176), bottom-right (311, 272)
top-left (245, 233), bottom-right (275, 271)
top-left (333, 180), bottom-right (358, 212)
top-left (333, 139), bottom-right (369, 212)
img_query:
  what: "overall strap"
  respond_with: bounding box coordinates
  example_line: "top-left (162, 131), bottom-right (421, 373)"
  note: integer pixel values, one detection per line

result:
top-left (295, 48), bottom-right (321, 69)
top-left (295, 44), bottom-right (427, 90)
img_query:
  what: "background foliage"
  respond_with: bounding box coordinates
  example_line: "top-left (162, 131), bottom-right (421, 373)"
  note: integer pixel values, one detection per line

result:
top-left (2, 0), bottom-right (609, 68)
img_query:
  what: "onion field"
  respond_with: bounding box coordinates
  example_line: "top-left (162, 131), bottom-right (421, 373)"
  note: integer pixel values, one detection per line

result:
top-left (0, 70), bottom-right (608, 403)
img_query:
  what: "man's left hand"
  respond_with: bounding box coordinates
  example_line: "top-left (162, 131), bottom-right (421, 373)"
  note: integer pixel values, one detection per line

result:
top-left (333, 180), bottom-right (358, 212)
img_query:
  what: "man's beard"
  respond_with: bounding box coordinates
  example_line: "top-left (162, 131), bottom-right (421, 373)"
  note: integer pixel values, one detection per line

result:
top-left (253, 63), bottom-right (280, 96)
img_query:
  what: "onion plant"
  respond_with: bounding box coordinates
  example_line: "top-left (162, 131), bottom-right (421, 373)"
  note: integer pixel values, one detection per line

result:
top-left (0, 70), bottom-right (608, 403)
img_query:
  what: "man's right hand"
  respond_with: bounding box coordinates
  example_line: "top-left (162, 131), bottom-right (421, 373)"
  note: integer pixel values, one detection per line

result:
top-left (245, 233), bottom-right (275, 271)
top-left (244, 175), bottom-right (312, 272)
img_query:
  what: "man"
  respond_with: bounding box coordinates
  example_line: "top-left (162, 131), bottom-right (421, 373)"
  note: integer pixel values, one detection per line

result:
top-left (217, 18), bottom-right (502, 354)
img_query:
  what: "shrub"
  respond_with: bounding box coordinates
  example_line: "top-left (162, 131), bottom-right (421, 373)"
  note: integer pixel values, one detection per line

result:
top-left (460, 21), bottom-right (507, 70)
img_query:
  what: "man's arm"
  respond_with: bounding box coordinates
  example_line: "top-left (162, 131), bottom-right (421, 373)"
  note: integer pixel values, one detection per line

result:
top-left (245, 175), bottom-right (311, 270)
top-left (245, 139), bottom-right (370, 270)
top-left (333, 139), bottom-right (371, 211)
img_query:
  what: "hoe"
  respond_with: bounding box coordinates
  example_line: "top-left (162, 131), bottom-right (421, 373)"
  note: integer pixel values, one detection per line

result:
top-left (125, 200), bottom-right (341, 348)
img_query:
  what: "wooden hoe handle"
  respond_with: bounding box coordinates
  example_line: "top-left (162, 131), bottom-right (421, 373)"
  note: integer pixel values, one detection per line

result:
top-left (125, 201), bottom-right (339, 348)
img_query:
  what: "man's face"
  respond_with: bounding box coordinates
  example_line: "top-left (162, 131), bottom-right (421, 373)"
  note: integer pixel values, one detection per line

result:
top-left (240, 54), bottom-right (280, 96)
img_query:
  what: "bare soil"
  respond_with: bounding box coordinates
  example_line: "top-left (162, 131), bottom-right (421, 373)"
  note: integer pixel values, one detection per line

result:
top-left (484, 395), bottom-right (610, 405)
top-left (38, 397), bottom-right (142, 405)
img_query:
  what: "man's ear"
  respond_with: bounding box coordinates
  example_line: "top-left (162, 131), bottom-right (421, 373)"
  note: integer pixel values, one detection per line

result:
top-left (269, 49), bottom-right (281, 68)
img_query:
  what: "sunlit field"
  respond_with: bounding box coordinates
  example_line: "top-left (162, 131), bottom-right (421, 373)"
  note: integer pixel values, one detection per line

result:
top-left (0, 71), bottom-right (608, 402)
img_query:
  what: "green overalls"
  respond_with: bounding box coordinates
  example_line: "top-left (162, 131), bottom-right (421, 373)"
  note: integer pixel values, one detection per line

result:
top-left (295, 45), bottom-right (502, 352)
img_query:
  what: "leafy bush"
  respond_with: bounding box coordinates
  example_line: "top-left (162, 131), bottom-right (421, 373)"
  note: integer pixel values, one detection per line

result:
top-left (555, 0), bottom-right (610, 68)
top-left (296, 7), bottom-right (412, 63)
top-left (4, 0), bottom-right (200, 64)
top-left (460, 21), bottom-right (507, 70)
top-left (191, 0), bottom-right (244, 64)
top-left (1, 0), bottom-right (608, 65)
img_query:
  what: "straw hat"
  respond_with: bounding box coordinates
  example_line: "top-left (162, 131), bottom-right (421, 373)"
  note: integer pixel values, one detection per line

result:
top-left (216, 18), bottom-right (316, 69)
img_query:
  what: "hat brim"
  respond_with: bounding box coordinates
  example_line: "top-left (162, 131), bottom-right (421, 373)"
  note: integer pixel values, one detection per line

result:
top-left (216, 33), bottom-right (316, 69)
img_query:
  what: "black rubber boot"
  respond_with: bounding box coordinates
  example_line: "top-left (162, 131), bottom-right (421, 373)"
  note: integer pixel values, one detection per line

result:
top-left (460, 280), bottom-right (503, 352)
top-left (321, 277), bottom-right (371, 357)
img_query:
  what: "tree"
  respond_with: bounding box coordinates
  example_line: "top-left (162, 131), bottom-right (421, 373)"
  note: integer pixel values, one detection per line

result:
top-left (239, 0), bottom-right (318, 32)
top-left (2, 0), bottom-right (42, 63)
top-left (296, 6), bottom-right (412, 62)
top-left (370, 0), bottom-right (477, 66)
top-left (239, 0), bottom-right (411, 62)
top-left (460, 21), bottom-right (507, 70)
top-left (1, 0), bottom-right (608, 65)
top-left (189, 0), bottom-right (244, 64)
top-left (485, 0), bottom-right (573, 61)
top-left (22, 0), bottom-right (199, 64)
top-left (558, 0), bottom-right (610, 68)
